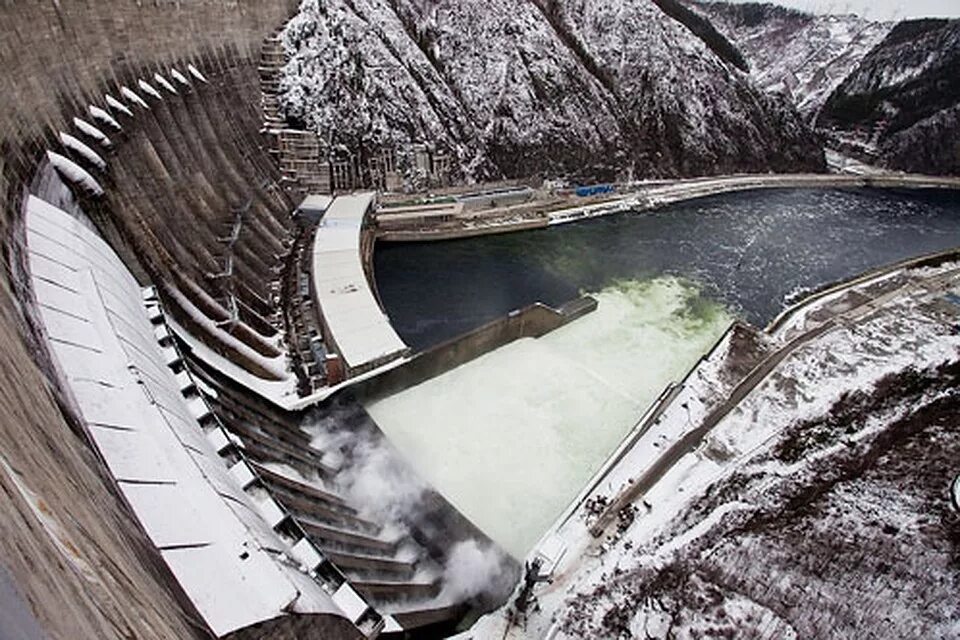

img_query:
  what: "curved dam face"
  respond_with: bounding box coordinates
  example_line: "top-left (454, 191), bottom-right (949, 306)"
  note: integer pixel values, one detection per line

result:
top-left (2, 3), bottom-right (513, 638)
top-left (369, 187), bottom-right (960, 558)
top-left (1, 1), bottom-right (958, 635)
top-left (0, 3), bottom-right (300, 640)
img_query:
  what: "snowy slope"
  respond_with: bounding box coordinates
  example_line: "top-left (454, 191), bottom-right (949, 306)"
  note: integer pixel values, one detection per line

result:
top-left (819, 18), bottom-right (960, 175)
top-left (279, 0), bottom-right (824, 183)
top-left (692, 2), bottom-right (892, 122)
top-left (468, 261), bottom-right (960, 640)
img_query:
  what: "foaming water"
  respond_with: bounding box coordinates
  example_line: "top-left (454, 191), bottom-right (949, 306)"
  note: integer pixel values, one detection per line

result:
top-left (369, 188), bottom-right (960, 556)
top-left (366, 276), bottom-right (732, 558)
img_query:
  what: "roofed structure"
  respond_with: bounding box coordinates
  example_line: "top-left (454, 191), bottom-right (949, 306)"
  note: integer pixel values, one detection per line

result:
top-left (311, 193), bottom-right (409, 377)
top-left (25, 195), bottom-right (377, 638)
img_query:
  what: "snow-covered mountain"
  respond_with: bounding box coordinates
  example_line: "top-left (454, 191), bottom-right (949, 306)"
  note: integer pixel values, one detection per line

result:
top-left (686, 4), bottom-right (959, 176)
top-left (278, 0), bottom-right (824, 183)
top-left (691, 2), bottom-right (891, 122)
top-left (819, 19), bottom-right (960, 175)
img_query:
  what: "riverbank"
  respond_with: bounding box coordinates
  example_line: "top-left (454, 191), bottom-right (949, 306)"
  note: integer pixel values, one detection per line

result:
top-left (376, 172), bottom-right (960, 242)
top-left (467, 250), bottom-right (960, 640)
top-left (535, 244), bottom-right (960, 550)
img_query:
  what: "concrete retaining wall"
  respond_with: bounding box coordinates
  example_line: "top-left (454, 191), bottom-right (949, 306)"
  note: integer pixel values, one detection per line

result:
top-left (639, 173), bottom-right (960, 210)
top-left (378, 173), bottom-right (960, 243)
top-left (768, 246), bottom-right (960, 334)
top-left (352, 296), bottom-right (597, 401)
top-left (378, 217), bottom-right (549, 242)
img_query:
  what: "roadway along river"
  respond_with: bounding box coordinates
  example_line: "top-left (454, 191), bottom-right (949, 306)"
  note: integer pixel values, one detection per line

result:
top-left (367, 188), bottom-right (960, 558)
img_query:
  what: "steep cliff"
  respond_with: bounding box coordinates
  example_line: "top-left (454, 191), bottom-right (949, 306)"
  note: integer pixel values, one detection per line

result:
top-left (686, 4), bottom-right (960, 176)
top-left (279, 0), bottom-right (824, 182)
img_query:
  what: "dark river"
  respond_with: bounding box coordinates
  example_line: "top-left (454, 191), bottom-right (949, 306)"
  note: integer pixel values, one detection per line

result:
top-left (374, 188), bottom-right (960, 350)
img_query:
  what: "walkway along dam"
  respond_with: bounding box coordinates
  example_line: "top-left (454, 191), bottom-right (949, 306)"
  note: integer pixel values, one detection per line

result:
top-left (373, 173), bottom-right (960, 242)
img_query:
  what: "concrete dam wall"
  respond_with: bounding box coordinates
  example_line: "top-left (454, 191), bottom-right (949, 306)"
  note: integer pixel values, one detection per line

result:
top-left (0, 5), bottom-right (301, 639)
top-left (0, 2), bottom-right (500, 638)
top-left (354, 297), bottom-right (599, 402)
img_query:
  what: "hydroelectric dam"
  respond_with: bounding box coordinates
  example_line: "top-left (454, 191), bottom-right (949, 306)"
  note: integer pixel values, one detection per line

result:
top-left (1, 3), bottom-right (960, 640)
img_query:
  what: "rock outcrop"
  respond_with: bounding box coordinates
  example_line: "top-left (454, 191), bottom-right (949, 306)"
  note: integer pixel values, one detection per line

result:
top-left (279, 0), bottom-right (825, 183)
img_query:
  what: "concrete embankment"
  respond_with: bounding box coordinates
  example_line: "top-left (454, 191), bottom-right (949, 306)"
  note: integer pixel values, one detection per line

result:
top-left (638, 173), bottom-right (960, 208)
top-left (768, 246), bottom-right (960, 334)
top-left (350, 296), bottom-right (597, 401)
top-left (377, 172), bottom-right (960, 242)
top-left (550, 173), bottom-right (960, 226)
top-left (377, 217), bottom-right (549, 242)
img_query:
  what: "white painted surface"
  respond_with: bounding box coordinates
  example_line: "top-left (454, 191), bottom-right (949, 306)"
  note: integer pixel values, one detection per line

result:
top-left (300, 194), bottom-right (334, 213)
top-left (333, 584), bottom-right (370, 625)
top-left (312, 193), bottom-right (408, 371)
top-left (25, 196), bottom-right (342, 636)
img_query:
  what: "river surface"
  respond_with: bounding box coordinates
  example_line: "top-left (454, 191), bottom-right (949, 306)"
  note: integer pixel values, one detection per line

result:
top-left (376, 188), bottom-right (960, 350)
top-left (367, 188), bottom-right (960, 558)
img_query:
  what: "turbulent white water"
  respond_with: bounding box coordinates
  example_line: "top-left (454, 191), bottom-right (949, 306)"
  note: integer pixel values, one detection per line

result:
top-left (365, 276), bottom-right (733, 558)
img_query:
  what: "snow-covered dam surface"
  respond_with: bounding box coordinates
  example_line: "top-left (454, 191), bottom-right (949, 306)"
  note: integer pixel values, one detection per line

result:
top-left (368, 187), bottom-right (960, 558)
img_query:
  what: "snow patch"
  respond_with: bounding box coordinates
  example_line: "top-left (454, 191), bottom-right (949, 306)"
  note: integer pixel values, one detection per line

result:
top-left (170, 68), bottom-right (191, 86)
top-left (138, 79), bottom-right (163, 100)
top-left (72, 117), bottom-right (112, 148)
top-left (46, 151), bottom-right (104, 196)
top-left (167, 315), bottom-right (297, 408)
top-left (89, 105), bottom-right (122, 131)
top-left (120, 86), bottom-right (150, 110)
top-left (58, 132), bottom-right (106, 171)
top-left (154, 73), bottom-right (178, 95)
top-left (164, 286), bottom-right (288, 380)
top-left (105, 94), bottom-right (134, 118)
top-left (188, 64), bottom-right (208, 83)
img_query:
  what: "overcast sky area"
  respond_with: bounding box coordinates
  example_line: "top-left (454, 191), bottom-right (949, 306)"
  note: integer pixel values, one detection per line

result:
top-left (720, 0), bottom-right (960, 21)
